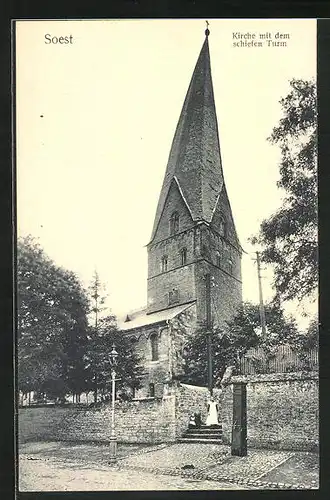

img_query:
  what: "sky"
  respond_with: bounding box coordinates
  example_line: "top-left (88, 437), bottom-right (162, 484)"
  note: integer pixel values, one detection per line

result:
top-left (16, 19), bottom-right (317, 324)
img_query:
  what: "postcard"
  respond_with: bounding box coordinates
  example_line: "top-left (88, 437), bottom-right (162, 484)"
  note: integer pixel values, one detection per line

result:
top-left (15, 19), bottom-right (318, 492)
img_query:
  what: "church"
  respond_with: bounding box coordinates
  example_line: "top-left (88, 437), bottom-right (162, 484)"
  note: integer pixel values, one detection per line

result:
top-left (118, 27), bottom-right (243, 399)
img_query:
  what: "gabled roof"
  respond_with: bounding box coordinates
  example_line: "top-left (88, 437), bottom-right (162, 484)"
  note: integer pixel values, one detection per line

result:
top-left (117, 301), bottom-right (195, 332)
top-left (149, 33), bottom-right (225, 243)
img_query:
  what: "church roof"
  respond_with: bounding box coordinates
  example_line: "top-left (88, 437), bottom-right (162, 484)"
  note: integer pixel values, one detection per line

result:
top-left (149, 32), bottom-right (225, 242)
top-left (117, 301), bottom-right (195, 332)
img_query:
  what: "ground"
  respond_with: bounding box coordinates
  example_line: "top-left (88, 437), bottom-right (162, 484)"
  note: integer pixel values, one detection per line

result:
top-left (18, 441), bottom-right (319, 491)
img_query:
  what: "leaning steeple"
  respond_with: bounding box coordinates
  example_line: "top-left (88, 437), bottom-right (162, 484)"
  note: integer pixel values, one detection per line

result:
top-left (150, 25), bottom-right (231, 243)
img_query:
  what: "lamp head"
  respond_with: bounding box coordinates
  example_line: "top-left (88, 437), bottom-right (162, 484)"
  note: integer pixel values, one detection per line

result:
top-left (110, 344), bottom-right (118, 367)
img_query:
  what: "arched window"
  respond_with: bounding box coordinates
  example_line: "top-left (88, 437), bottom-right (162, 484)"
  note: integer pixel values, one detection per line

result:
top-left (149, 383), bottom-right (155, 397)
top-left (180, 248), bottom-right (187, 266)
top-left (150, 333), bottom-right (159, 361)
top-left (228, 258), bottom-right (233, 274)
top-left (219, 216), bottom-right (226, 237)
top-left (170, 212), bottom-right (180, 235)
top-left (161, 255), bottom-right (168, 273)
top-left (216, 251), bottom-right (221, 267)
top-left (169, 288), bottom-right (179, 305)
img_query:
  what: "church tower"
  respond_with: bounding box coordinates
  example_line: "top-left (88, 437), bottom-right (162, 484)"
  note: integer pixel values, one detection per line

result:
top-left (146, 28), bottom-right (242, 330)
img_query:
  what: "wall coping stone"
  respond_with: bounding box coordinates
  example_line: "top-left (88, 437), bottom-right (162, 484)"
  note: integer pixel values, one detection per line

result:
top-left (229, 371), bottom-right (319, 384)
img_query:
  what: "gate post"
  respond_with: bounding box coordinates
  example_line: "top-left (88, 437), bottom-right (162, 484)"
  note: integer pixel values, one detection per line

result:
top-left (231, 381), bottom-right (247, 456)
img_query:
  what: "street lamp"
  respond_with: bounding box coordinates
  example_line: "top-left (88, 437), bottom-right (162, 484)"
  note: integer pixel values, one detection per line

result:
top-left (109, 344), bottom-right (118, 464)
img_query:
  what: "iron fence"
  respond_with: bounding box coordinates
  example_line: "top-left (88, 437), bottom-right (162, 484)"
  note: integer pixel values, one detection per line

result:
top-left (239, 344), bottom-right (318, 375)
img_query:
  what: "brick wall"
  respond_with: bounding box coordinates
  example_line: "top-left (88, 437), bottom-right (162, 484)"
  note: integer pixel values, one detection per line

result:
top-left (221, 372), bottom-right (319, 452)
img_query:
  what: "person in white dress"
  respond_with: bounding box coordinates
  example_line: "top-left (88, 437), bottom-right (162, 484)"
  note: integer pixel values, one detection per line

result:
top-left (205, 396), bottom-right (219, 427)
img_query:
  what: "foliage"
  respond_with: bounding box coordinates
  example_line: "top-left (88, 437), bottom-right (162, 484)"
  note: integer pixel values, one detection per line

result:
top-left (252, 79), bottom-right (317, 302)
top-left (17, 235), bottom-right (90, 399)
top-left (88, 270), bottom-right (108, 328)
top-left (181, 301), bottom-right (300, 385)
top-left (87, 270), bottom-right (109, 402)
top-left (18, 238), bottom-right (143, 404)
top-left (290, 316), bottom-right (319, 371)
top-left (84, 315), bottom-right (143, 400)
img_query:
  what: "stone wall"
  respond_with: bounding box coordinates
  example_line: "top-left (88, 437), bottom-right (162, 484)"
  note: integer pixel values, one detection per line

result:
top-left (194, 257), bottom-right (242, 330)
top-left (19, 396), bottom-right (176, 445)
top-left (175, 383), bottom-right (221, 437)
top-left (147, 181), bottom-right (195, 314)
top-left (221, 372), bottom-right (319, 452)
top-left (151, 180), bottom-right (194, 246)
top-left (147, 264), bottom-right (196, 314)
top-left (18, 382), bottom-right (213, 446)
top-left (129, 325), bottom-right (170, 399)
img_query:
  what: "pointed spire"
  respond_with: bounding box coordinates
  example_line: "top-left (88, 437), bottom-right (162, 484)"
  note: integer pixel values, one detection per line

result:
top-left (149, 30), bottom-right (225, 242)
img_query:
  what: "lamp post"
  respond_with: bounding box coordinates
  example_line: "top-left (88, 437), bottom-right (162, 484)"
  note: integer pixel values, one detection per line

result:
top-left (109, 344), bottom-right (118, 464)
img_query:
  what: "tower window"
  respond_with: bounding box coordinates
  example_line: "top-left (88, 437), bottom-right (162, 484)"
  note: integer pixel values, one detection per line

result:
top-left (216, 251), bottom-right (221, 267)
top-left (180, 248), bottom-right (187, 266)
top-left (149, 383), bottom-right (155, 397)
top-left (228, 258), bottom-right (233, 274)
top-left (161, 255), bottom-right (168, 273)
top-left (150, 334), bottom-right (159, 361)
top-left (169, 288), bottom-right (179, 305)
top-left (219, 216), bottom-right (226, 237)
top-left (170, 212), bottom-right (180, 235)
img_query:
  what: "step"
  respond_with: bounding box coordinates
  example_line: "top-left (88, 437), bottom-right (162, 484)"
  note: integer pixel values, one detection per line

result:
top-left (200, 425), bottom-right (222, 429)
top-left (186, 427), bottom-right (222, 433)
top-left (178, 437), bottom-right (223, 444)
top-left (183, 432), bottom-right (222, 439)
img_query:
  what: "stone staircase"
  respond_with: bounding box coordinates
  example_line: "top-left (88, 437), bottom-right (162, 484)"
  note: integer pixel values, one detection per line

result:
top-left (178, 424), bottom-right (223, 444)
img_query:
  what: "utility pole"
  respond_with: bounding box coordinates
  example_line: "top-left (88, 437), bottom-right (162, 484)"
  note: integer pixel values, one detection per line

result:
top-left (256, 252), bottom-right (267, 338)
top-left (205, 273), bottom-right (213, 396)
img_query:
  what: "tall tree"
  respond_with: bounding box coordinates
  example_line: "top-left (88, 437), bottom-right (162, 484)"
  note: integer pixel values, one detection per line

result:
top-left (85, 315), bottom-right (143, 401)
top-left (88, 270), bottom-right (108, 329)
top-left (17, 235), bottom-right (90, 401)
top-left (181, 301), bottom-right (299, 386)
top-left (252, 79), bottom-right (317, 302)
top-left (87, 270), bottom-right (108, 402)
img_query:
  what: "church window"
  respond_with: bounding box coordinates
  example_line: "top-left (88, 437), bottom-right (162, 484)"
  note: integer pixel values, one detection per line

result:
top-left (219, 216), bottom-right (226, 237)
top-left (216, 251), bottom-right (221, 267)
top-left (161, 255), bottom-right (168, 273)
top-left (149, 383), bottom-right (155, 397)
top-left (150, 333), bottom-right (159, 361)
top-left (170, 211), bottom-right (180, 235)
top-left (180, 248), bottom-right (187, 266)
top-left (228, 258), bottom-right (233, 274)
top-left (169, 288), bottom-right (179, 305)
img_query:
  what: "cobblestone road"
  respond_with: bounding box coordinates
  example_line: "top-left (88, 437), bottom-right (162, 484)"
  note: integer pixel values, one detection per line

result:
top-left (19, 441), bottom-right (319, 491)
top-left (120, 442), bottom-right (230, 473)
top-left (19, 455), bottom-right (247, 491)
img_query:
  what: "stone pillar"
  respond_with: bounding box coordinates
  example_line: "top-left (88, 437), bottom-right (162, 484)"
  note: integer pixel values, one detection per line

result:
top-left (231, 382), bottom-right (247, 456)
